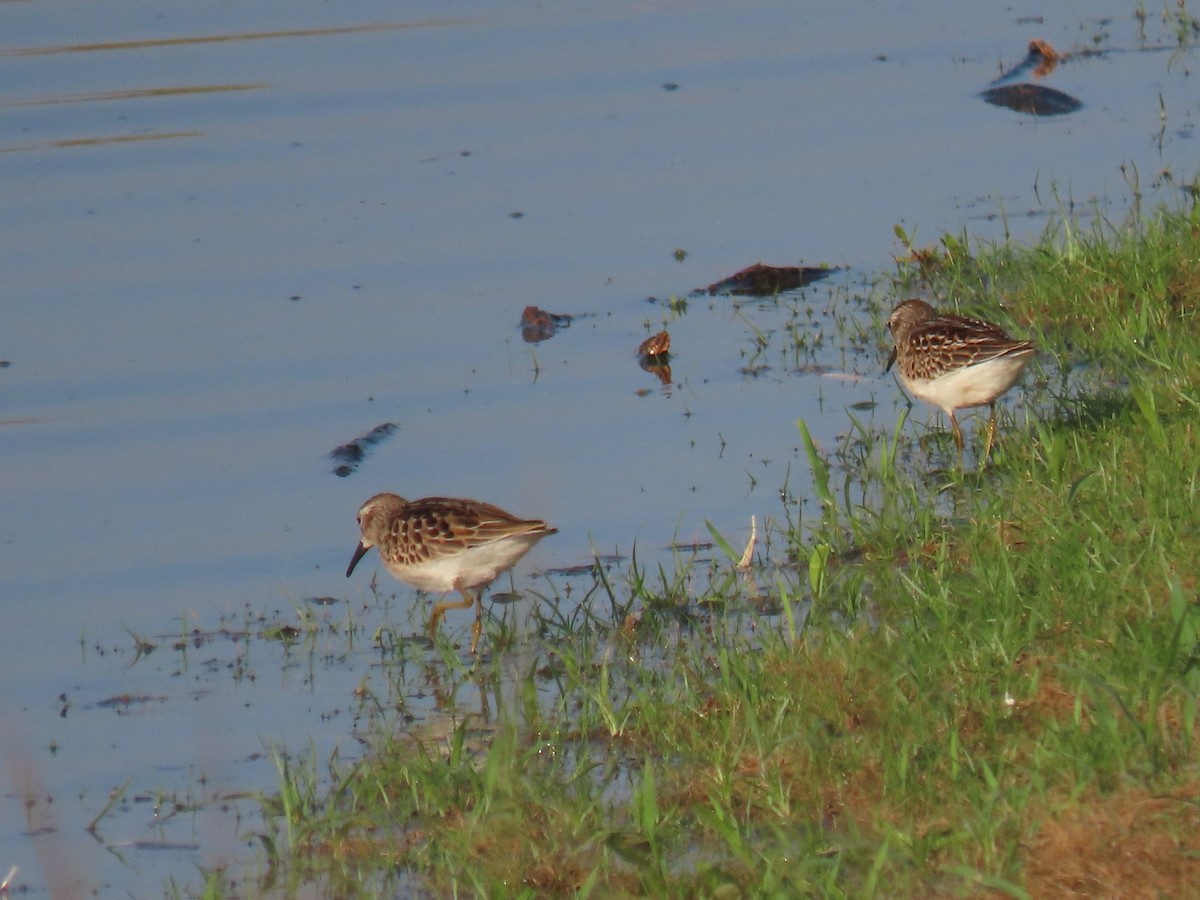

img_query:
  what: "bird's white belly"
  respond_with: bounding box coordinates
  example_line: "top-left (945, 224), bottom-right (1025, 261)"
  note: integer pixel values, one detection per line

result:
top-left (903, 352), bottom-right (1033, 413)
top-left (385, 534), bottom-right (544, 593)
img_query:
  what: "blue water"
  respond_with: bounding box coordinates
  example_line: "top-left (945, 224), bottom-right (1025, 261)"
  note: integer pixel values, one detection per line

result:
top-left (1, 0), bottom-right (1195, 893)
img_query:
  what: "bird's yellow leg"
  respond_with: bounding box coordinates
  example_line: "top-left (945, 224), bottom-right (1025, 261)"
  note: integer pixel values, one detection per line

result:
top-left (470, 594), bottom-right (484, 655)
top-left (429, 591), bottom-right (475, 643)
top-left (950, 412), bottom-right (965, 469)
top-left (983, 403), bottom-right (999, 463)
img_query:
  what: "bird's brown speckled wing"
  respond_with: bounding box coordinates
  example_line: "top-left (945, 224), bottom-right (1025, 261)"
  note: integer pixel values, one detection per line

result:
top-left (900, 314), bottom-right (1035, 381)
top-left (382, 497), bottom-right (553, 567)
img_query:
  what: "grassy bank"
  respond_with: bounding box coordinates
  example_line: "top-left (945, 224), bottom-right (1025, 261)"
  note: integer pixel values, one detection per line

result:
top-left (225, 204), bottom-right (1200, 898)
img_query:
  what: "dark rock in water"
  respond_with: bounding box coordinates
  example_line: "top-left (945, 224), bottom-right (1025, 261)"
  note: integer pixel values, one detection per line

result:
top-left (697, 262), bottom-right (836, 297)
top-left (637, 330), bottom-right (670, 359)
top-left (330, 422), bottom-right (398, 477)
top-left (980, 83), bottom-right (1082, 117)
top-left (520, 305), bottom-right (573, 343)
top-left (637, 330), bottom-right (672, 387)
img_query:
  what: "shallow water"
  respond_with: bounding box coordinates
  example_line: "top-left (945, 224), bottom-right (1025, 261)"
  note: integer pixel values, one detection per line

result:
top-left (2, 0), bottom-right (1197, 893)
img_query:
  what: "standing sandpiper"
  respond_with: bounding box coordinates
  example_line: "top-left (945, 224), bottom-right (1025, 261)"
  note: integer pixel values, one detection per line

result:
top-left (346, 493), bottom-right (556, 653)
top-left (886, 298), bottom-right (1037, 466)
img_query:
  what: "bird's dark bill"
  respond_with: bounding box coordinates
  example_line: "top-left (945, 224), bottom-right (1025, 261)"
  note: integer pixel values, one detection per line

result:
top-left (346, 541), bottom-right (370, 577)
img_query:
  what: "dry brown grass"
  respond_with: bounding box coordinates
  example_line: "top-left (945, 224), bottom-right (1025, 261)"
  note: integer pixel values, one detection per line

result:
top-left (1022, 781), bottom-right (1200, 899)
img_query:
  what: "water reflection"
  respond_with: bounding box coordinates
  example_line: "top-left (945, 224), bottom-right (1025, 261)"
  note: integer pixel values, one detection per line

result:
top-left (2, 131), bottom-right (202, 153)
top-left (5, 21), bottom-right (463, 57)
top-left (0, 83), bottom-right (264, 108)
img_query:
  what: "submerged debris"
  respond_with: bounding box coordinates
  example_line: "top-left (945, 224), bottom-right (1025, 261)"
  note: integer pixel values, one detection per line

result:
top-left (330, 422), bottom-right (398, 477)
top-left (637, 330), bottom-right (672, 388)
top-left (981, 83), bottom-right (1082, 116)
top-left (698, 262), bottom-right (836, 297)
top-left (520, 305), bottom-right (573, 343)
top-left (94, 694), bottom-right (164, 710)
top-left (981, 39), bottom-right (1082, 116)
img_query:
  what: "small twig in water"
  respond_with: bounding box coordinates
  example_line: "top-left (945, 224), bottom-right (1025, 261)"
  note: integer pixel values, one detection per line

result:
top-left (87, 778), bottom-right (132, 834)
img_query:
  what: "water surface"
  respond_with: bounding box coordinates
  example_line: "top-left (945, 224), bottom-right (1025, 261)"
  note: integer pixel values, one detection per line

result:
top-left (1, 0), bottom-right (1196, 893)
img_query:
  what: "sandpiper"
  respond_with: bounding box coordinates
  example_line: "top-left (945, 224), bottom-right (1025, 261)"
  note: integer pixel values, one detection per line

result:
top-left (346, 493), bottom-right (556, 653)
top-left (886, 298), bottom-right (1036, 465)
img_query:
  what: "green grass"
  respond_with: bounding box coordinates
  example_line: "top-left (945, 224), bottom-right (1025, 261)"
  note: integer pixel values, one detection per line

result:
top-left (201, 202), bottom-right (1200, 897)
